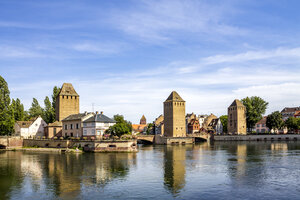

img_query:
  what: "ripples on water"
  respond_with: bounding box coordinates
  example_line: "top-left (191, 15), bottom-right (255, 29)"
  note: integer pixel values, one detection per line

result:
top-left (0, 142), bottom-right (300, 200)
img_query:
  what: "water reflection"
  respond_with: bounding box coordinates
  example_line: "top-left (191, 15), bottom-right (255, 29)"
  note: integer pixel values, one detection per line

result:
top-left (1, 142), bottom-right (300, 200)
top-left (164, 145), bottom-right (186, 194)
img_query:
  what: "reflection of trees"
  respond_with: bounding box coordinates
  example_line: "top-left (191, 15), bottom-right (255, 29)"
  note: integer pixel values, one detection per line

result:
top-left (82, 153), bottom-right (136, 186)
top-left (0, 151), bottom-right (136, 199)
top-left (223, 142), bottom-right (267, 184)
top-left (164, 146), bottom-right (186, 194)
top-left (0, 151), bottom-right (23, 200)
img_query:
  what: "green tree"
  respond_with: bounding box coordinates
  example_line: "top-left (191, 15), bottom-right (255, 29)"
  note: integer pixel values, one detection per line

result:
top-left (266, 111), bottom-right (284, 132)
top-left (43, 96), bottom-right (55, 124)
top-left (0, 76), bottom-right (15, 135)
top-left (242, 96), bottom-right (269, 131)
top-left (11, 98), bottom-right (24, 121)
top-left (146, 123), bottom-right (154, 135)
top-left (106, 115), bottom-right (132, 137)
top-left (52, 86), bottom-right (60, 111)
top-left (285, 117), bottom-right (300, 133)
top-left (219, 115), bottom-right (228, 133)
top-left (28, 98), bottom-right (43, 118)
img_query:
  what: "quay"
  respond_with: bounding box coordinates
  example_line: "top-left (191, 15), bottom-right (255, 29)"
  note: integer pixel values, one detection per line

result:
top-left (0, 136), bottom-right (138, 152)
top-left (214, 134), bottom-right (300, 141)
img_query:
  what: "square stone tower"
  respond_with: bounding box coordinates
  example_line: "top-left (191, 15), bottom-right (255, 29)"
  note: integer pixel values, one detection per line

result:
top-left (227, 99), bottom-right (247, 135)
top-left (164, 91), bottom-right (186, 137)
top-left (55, 83), bottom-right (80, 121)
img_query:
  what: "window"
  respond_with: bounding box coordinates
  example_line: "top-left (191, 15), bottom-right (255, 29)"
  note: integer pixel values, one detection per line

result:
top-left (54, 128), bottom-right (57, 135)
top-left (70, 124), bottom-right (73, 129)
top-left (92, 129), bottom-right (95, 135)
top-left (64, 125), bottom-right (67, 130)
top-left (84, 130), bottom-right (87, 135)
top-left (262, 124), bottom-right (265, 127)
top-left (83, 123), bottom-right (87, 127)
top-left (76, 123), bottom-right (79, 129)
top-left (257, 124), bottom-right (260, 127)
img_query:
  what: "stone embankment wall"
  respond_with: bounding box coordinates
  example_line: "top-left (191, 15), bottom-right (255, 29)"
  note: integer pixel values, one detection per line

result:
top-left (214, 134), bottom-right (300, 141)
top-left (0, 136), bottom-right (23, 149)
top-left (23, 139), bottom-right (138, 152)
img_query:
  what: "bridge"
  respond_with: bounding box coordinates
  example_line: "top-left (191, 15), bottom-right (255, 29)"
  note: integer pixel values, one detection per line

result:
top-left (136, 135), bottom-right (155, 144)
top-left (187, 133), bottom-right (212, 142)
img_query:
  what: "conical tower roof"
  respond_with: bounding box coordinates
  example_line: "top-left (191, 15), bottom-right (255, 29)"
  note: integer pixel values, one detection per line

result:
top-left (141, 115), bottom-right (146, 121)
top-left (165, 91), bottom-right (185, 102)
top-left (230, 99), bottom-right (244, 107)
top-left (58, 83), bottom-right (79, 96)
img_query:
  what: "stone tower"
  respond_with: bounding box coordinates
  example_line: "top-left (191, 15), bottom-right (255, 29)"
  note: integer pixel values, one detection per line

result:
top-left (164, 91), bottom-right (186, 137)
top-left (55, 83), bottom-right (80, 121)
top-left (227, 99), bottom-right (247, 135)
top-left (140, 115), bottom-right (146, 125)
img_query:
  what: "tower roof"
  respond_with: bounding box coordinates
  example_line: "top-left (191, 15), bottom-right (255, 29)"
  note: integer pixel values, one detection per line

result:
top-left (141, 115), bottom-right (146, 121)
top-left (165, 91), bottom-right (185, 102)
top-left (230, 99), bottom-right (244, 107)
top-left (58, 83), bottom-right (79, 96)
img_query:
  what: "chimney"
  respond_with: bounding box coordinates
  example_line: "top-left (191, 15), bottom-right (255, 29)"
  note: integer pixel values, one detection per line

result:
top-left (84, 111), bottom-right (87, 115)
top-left (101, 111), bottom-right (103, 114)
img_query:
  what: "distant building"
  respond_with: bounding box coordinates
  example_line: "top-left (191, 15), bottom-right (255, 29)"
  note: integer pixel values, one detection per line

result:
top-left (208, 118), bottom-right (223, 135)
top-left (132, 115), bottom-right (148, 134)
top-left (187, 118), bottom-right (200, 134)
top-left (198, 115), bottom-right (208, 128)
top-left (164, 91), bottom-right (186, 137)
top-left (56, 83), bottom-right (80, 122)
top-left (255, 117), bottom-right (269, 133)
top-left (154, 115), bottom-right (164, 135)
top-left (83, 112), bottom-right (116, 138)
top-left (228, 99), bottom-right (247, 135)
top-left (44, 121), bottom-right (62, 138)
top-left (140, 115), bottom-right (147, 125)
top-left (294, 111), bottom-right (300, 118)
top-left (62, 112), bottom-right (93, 137)
top-left (14, 116), bottom-right (47, 138)
top-left (186, 113), bottom-right (198, 133)
top-left (281, 107), bottom-right (300, 121)
top-left (203, 114), bottom-right (217, 129)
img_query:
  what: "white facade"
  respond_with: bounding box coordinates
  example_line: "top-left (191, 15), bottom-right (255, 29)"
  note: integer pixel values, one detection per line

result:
top-left (198, 115), bottom-right (208, 128)
top-left (83, 122), bottom-right (116, 137)
top-left (14, 116), bottom-right (47, 138)
top-left (214, 119), bottom-right (223, 135)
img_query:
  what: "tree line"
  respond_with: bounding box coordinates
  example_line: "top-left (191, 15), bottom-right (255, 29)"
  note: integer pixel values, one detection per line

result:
top-left (220, 96), bottom-right (299, 134)
top-left (0, 75), bottom-right (60, 135)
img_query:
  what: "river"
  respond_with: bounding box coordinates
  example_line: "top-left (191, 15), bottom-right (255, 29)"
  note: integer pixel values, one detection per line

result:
top-left (0, 142), bottom-right (300, 200)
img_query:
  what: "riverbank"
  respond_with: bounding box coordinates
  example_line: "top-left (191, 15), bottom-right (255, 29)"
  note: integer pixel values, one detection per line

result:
top-left (214, 134), bottom-right (300, 141)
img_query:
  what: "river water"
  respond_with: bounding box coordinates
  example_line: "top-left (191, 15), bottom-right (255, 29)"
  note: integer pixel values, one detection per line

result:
top-left (0, 142), bottom-right (300, 200)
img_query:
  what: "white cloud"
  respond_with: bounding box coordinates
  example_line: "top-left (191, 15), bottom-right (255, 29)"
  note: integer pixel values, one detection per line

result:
top-left (8, 46), bottom-right (300, 123)
top-left (110, 0), bottom-right (245, 42)
top-left (0, 46), bottom-right (43, 58)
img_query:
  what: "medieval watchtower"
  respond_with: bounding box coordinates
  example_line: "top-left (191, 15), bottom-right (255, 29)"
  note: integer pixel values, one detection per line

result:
top-left (55, 83), bottom-right (79, 121)
top-left (164, 91), bottom-right (186, 137)
top-left (227, 99), bottom-right (247, 135)
top-left (140, 115), bottom-right (147, 125)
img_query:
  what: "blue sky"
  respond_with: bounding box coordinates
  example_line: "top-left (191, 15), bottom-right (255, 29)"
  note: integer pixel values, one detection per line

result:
top-left (1, 0), bottom-right (300, 123)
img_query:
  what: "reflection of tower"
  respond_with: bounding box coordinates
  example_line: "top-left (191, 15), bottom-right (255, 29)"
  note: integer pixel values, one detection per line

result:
top-left (164, 146), bottom-right (186, 194)
top-left (236, 144), bottom-right (247, 178)
top-left (164, 91), bottom-right (186, 137)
